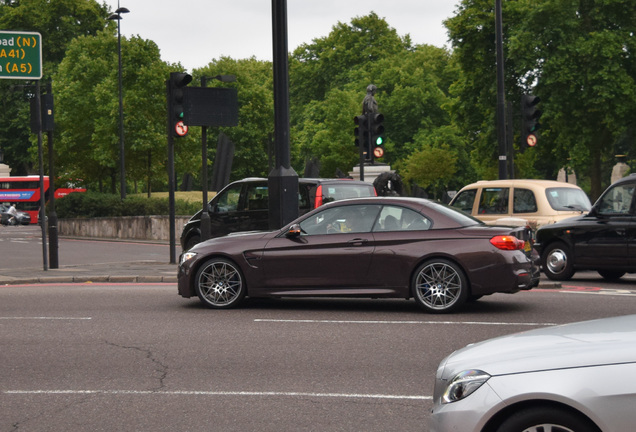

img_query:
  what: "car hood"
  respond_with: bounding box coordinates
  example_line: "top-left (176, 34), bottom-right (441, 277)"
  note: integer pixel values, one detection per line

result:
top-left (439, 315), bottom-right (636, 379)
top-left (189, 230), bottom-right (275, 253)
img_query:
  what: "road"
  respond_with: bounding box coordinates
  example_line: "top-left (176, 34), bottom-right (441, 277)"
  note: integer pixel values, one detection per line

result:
top-left (1, 225), bottom-right (635, 431)
top-left (0, 225), bottom-right (176, 271)
top-left (2, 280), bottom-right (635, 431)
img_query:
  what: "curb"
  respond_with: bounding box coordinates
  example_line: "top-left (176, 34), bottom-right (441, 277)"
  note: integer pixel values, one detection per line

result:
top-left (1, 275), bottom-right (177, 286)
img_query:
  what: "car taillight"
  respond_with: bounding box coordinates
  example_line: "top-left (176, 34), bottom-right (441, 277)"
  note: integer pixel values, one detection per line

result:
top-left (490, 235), bottom-right (525, 250)
top-left (315, 185), bottom-right (323, 208)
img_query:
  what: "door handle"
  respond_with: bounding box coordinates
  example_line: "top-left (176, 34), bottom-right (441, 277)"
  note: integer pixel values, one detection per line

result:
top-left (347, 238), bottom-right (368, 246)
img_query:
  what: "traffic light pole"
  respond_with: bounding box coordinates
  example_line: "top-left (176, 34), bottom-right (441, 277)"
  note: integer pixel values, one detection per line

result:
top-left (166, 79), bottom-right (177, 264)
top-left (495, 0), bottom-right (508, 180)
top-left (269, 0), bottom-right (299, 230)
top-left (199, 76), bottom-right (211, 243)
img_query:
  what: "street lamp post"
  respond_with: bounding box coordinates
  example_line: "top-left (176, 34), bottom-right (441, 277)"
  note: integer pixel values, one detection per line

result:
top-left (108, 5), bottom-right (130, 200)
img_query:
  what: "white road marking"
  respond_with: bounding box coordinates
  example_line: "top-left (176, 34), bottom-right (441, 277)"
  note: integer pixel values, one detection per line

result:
top-left (254, 319), bottom-right (556, 326)
top-left (3, 389), bottom-right (431, 400)
top-left (0, 317), bottom-right (92, 320)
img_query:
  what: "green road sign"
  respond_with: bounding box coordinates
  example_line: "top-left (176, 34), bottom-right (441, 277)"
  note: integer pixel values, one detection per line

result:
top-left (0, 30), bottom-right (42, 79)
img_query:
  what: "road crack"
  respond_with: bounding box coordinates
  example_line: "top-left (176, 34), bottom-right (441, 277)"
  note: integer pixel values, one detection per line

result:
top-left (104, 340), bottom-right (168, 391)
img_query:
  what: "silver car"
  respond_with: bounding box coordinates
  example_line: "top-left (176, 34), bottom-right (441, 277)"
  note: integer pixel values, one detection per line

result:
top-left (430, 314), bottom-right (636, 432)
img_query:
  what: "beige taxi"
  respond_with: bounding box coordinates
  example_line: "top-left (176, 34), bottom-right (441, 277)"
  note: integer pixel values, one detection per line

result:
top-left (449, 179), bottom-right (591, 230)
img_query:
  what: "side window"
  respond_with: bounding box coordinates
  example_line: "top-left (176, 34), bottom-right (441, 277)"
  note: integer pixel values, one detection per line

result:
top-left (298, 185), bottom-right (310, 211)
top-left (373, 206), bottom-right (431, 232)
top-left (451, 189), bottom-right (476, 214)
top-left (299, 205), bottom-right (380, 235)
top-left (215, 184), bottom-right (242, 213)
top-left (513, 188), bottom-right (538, 213)
top-left (478, 188), bottom-right (509, 214)
top-left (245, 184), bottom-right (269, 210)
top-left (598, 184), bottom-right (635, 215)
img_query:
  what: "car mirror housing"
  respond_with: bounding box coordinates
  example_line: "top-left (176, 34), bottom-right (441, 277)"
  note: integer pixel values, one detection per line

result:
top-left (286, 224), bottom-right (301, 238)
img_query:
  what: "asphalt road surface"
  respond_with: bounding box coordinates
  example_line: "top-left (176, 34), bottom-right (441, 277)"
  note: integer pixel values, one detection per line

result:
top-left (1, 279), bottom-right (635, 431)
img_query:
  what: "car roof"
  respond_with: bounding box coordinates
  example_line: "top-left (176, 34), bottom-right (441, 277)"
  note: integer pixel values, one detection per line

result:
top-left (459, 179), bottom-right (584, 190)
top-left (226, 177), bottom-right (373, 187)
top-left (610, 173), bottom-right (636, 186)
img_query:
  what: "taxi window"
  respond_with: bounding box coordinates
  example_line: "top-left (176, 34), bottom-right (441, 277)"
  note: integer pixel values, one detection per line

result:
top-left (598, 184), bottom-right (634, 215)
top-left (478, 188), bottom-right (509, 214)
top-left (246, 185), bottom-right (269, 210)
top-left (216, 184), bottom-right (242, 212)
top-left (513, 188), bottom-right (538, 213)
top-left (451, 189), bottom-right (476, 214)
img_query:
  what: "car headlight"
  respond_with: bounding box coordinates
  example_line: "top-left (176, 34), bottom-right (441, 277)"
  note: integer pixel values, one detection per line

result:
top-left (442, 369), bottom-right (490, 404)
top-left (180, 251), bottom-right (198, 266)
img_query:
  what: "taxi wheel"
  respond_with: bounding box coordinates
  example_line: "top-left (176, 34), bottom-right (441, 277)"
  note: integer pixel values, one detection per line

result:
top-left (542, 242), bottom-right (575, 281)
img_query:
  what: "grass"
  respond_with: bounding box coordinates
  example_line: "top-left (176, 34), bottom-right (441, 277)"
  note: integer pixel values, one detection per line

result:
top-left (130, 191), bottom-right (216, 204)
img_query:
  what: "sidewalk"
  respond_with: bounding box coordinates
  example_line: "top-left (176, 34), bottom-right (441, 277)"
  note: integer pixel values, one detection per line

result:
top-left (0, 261), bottom-right (178, 285)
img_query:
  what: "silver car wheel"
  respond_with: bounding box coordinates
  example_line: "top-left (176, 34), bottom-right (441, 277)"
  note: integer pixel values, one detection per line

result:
top-left (522, 425), bottom-right (574, 432)
top-left (195, 259), bottom-right (245, 308)
top-left (413, 260), bottom-right (466, 313)
top-left (546, 248), bottom-right (568, 274)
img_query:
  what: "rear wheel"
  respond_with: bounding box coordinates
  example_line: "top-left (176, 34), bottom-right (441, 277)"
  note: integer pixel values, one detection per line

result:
top-left (195, 258), bottom-right (246, 309)
top-left (495, 406), bottom-right (599, 432)
top-left (542, 242), bottom-right (575, 281)
top-left (598, 269), bottom-right (625, 280)
top-left (412, 259), bottom-right (468, 313)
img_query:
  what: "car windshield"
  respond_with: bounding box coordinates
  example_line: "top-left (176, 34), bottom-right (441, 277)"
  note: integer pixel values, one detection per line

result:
top-left (545, 188), bottom-right (591, 211)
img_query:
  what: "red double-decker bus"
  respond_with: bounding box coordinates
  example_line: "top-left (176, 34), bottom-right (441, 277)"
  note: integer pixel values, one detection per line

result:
top-left (0, 175), bottom-right (86, 223)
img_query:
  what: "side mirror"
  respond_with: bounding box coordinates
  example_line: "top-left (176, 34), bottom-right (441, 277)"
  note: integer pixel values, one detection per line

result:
top-left (286, 224), bottom-right (302, 238)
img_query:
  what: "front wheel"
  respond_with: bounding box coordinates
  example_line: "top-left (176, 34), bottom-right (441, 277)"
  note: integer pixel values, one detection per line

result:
top-left (195, 258), bottom-right (246, 309)
top-left (495, 406), bottom-right (600, 432)
top-left (542, 242), bottom-right (575, 281)
top-left (184, 234), bottom-right (201, 251)
top-left (412, 259), bottom-right (468, 313)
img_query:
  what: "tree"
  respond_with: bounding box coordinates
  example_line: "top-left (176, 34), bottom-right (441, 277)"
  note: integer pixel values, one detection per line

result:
top-left (193, 57), bottom-right (274, 184)
top-left (509, 0), bottom-right (636, 199)
top-left (445, 0), bottom-right (636, 199)
top-left (53, 31), bottom-right (175, 193)
top-left (0, 0), bottom-right (108, 175)
top-left (291, 12), bottom-right (411, 108)
top-left (290, 14), bottom-right (458, 185)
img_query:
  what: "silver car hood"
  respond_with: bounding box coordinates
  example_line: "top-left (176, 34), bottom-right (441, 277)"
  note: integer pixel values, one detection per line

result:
top-left (439, 314), bottom-right (636, 378)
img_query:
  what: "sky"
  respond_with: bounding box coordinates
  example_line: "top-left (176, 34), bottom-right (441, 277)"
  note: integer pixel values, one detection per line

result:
top-left (104, 0), bottom-right (461, 72)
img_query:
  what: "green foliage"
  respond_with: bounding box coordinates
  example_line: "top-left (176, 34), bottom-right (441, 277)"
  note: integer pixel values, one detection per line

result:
top-left (2, 3), bottom-right (634, 205)
top-left (52, 31), bottom-right (176, 193)
top-left (192, 57), bottom-right (274, 182)
top-left (290, 13), bottom-right (457, 189)
top-left (0, 0), bottom-right (108, 175)
top-left (53, 191), bottom-right (201, 218)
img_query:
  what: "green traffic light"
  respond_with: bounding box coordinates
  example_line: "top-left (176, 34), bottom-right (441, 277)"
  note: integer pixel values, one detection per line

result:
top-left (375, 136), bottom-right (384, 146)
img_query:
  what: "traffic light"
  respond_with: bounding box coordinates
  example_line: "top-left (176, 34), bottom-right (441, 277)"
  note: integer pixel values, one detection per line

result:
top-left (168, 72), bottom-right (192, 137)
top-left (521, 94), bottom-right (541, 148)
top-left (369, 113), bottom-right (385, 159)
top-left (354, 114), bottom-right (370, 160)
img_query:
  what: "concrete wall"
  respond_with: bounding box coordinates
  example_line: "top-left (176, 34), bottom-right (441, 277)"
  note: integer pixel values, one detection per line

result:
top-left (57, 216), bottom-right (191, 242)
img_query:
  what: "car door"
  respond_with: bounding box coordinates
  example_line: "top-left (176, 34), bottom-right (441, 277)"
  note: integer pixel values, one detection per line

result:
top-left (259, 204), bottom-right (380, 291)
top-left (574, 182), bottom-right (634, 268)
top-left (239, 181), bottom-right (270, 232)
top-left (209, 182), bottom-right (244, 236)
top-left (367, 205), bottom-right (433, 290)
